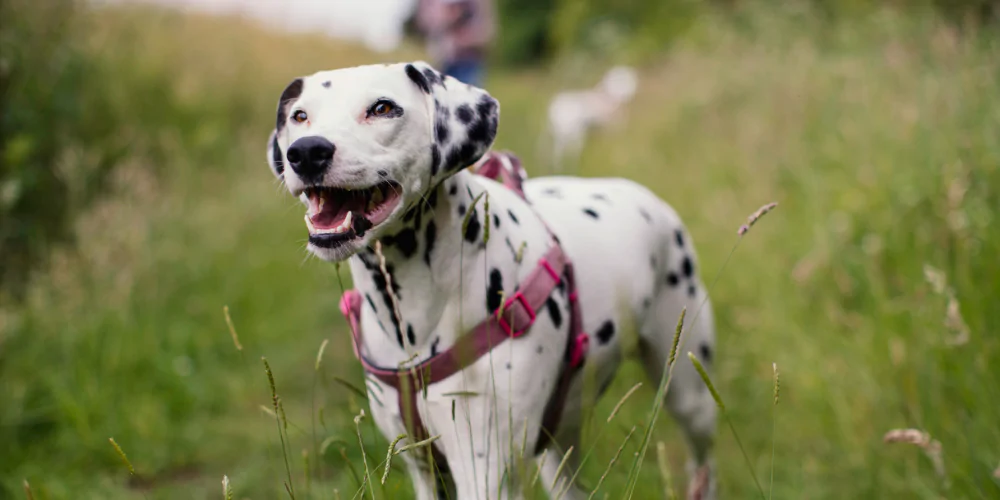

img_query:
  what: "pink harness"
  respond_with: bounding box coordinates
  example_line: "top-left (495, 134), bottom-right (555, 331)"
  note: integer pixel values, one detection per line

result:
top-left (338, 151), bottom-right (590, 464)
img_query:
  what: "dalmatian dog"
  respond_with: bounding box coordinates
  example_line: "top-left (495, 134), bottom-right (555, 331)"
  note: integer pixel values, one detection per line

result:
top-left (265, 61), bottom-right (716, 499)
top-left (545, 65), bottom-right (638, 171)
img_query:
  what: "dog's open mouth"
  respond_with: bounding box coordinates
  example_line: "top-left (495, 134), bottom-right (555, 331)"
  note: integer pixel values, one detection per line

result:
top-left (303, 181), bottom-right (402, 247)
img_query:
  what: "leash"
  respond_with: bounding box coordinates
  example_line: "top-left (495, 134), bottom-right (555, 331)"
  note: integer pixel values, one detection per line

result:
top-left (339, 151), bottom-right (589, 467)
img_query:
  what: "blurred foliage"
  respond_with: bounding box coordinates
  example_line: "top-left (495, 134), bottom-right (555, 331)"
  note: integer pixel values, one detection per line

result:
top-left (494, 0), bottom-right (998, 65)
top-left (0, 0), bottom-right (125, 302)
top-left (0, 0), bottom-right (260, 304)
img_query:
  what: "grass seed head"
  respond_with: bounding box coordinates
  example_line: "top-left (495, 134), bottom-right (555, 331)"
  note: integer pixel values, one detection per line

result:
top-left (772, 362), bottom-right (780, 405)
top-left (738, 201), bottom-right (778, 236)
top-left (108, 437), bottom-right (135, 476)
top-left (315, 339), bottom-right (329, 371)
top-left (223, 305), bottom-right (243, 351)
top-left (688, 352), bottom-right (724, 411)
top-left (668, 308), bottom-right (686, 367)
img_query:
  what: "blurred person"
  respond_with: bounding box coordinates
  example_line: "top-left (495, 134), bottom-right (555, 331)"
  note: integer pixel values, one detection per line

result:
top-left (415, 0), bottom-right (495, 87)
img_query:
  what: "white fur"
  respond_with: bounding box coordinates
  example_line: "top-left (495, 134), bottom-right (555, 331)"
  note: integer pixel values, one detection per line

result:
top-left (546, 66), bottom-right (639, 171)
top-left (267, 62), bottom-right (715, 499)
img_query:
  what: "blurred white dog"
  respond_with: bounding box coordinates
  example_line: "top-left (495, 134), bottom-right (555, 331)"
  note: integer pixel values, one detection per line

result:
top-left (546, 66), bottom-right (638, 170)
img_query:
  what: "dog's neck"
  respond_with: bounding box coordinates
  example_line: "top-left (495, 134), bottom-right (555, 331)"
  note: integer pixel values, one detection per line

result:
top-left (346, 168), bottom-right (525, 366)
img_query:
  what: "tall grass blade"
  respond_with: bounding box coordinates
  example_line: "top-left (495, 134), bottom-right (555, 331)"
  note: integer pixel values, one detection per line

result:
top-left (769, 362), bottom-right (779, 500)
top-left (656, 442), bottom-right (676, 500)
top-left (607, 383), bottom-right (642, 423)
top-left (262, 357), bottom-right (296, 499)
top-left (588, 426), bottom-right (636, 500)
top-left (689, 352), bottom-right (765, 498)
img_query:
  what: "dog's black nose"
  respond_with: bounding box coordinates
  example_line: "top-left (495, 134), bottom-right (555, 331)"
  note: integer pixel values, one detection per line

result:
top-left (286, 136), bottom-right (335, 180)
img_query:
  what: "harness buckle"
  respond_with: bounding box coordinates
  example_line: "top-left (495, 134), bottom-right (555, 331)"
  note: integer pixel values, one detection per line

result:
top-left (497, 291), bottom-right (535, 338)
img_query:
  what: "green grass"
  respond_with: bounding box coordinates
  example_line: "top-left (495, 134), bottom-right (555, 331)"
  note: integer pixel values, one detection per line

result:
top-left (3, 2), bottom-right (1000, 499)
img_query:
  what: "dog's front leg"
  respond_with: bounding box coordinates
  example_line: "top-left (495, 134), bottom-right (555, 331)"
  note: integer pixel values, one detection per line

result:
top-left (431, 393), bottom-right (526, 500)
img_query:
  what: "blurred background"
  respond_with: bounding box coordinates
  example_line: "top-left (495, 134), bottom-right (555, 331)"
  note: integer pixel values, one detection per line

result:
top-left (2, 0), bottom-right (999, 498)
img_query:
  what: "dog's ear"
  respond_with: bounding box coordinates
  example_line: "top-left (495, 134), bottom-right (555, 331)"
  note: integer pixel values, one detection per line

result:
top-left (266, 129), bottom-right (284, 179)
top-left (403, 61), bottom-right (499, 178)
top-left (266, 78), bottom-right (305, 179)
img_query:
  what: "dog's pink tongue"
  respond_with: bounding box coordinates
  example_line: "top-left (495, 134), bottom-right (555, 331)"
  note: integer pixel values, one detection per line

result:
top-left (308, 190), bottom-right (366, 230)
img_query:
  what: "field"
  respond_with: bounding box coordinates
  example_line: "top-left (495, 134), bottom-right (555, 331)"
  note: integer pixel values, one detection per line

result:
top-left (3, 2), bottom-right (999, 499)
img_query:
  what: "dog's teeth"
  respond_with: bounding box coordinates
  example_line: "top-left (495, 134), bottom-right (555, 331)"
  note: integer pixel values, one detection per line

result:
top-left (304, 214), bottom-right (315, 233)
top-left (341, 211), bottom-right (353, 231)
top-left (369, 189), bottom-right (384, 212)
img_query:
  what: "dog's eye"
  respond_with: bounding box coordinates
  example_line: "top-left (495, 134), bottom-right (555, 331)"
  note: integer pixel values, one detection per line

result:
top-left (292, 110), bottom-right (308, 123)
top-left (369, 100), bottom-right (399, 118)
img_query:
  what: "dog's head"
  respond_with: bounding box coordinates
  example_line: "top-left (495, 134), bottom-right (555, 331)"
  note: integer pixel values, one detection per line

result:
top-left (600, 66), bottom-right (638, 104)
top-left (266, 61), bottom-right (499, 261)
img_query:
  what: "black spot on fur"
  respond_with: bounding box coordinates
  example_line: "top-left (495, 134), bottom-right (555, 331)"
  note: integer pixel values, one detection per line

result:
top-left (407, 324), bottom-right (416, 345)
top-left (275, 78), bottom-right (304, 130)
top-left (445, 142), bottom-right (478, 172)
top-left (458, 204), bottom-right (467, 216)
top-left (536, 345), bottom-right (544, 354)
top-left (543, 188), bottom-right (561, 198)
top-left (449, 184), bottom-right (458, 196)
top-left (322, 80), bottom-right (331, 88)
top-left (435, 118), bottom-right (450, 144)
top-left (507, 209), bottom-right (519, 224)
top-left (423, 220), bottom-right (437, 266)
top-left (596, 321), bottom-right (615, 344)
top-left (476, 95), bottom-right (497, 121)
top-left (493, 213), bottom-right (500, 228)
top-left (456, 104), bottom-right (474, 124)
top-left (467, 104), bottom-right (495, 144)
top-left (545, 297), bottom-right (563, 328)
top-left (666, 272), bottom-right (680, 287)
top-left (365, 293), bottom-right (378, 313)
top-left (649, 255), bottom-right (657, 269)
top-left (405, 64), bottom-right (430, 94)
top-left (271, 135), bottom-right (284, 175)
top-left (583, 208), bottom-right (599, 219)
top-left (688, 284), bottom-right (697, 297)
top-left (422, 68), bottom-right (443, 87)
top-left (384, 228), bottom-right (418, 259)
top-left (592, 193), bottom-right (609, 203)
top-left (464, 209), bottom-right (481, 243)
top-left (431, 144), bottom-right (441, 176)
top-left (424, 188), bottom-right (439, 214)
top-left (681, 256), bottom-right (694, 277)
top-left (643, 298), bottom-right (652, 309)
top-left (430, 337), bottom-right (441, 357)
top-left (699, 343), bottom-right (712, 363)
top-left (377, 169), bottom-right (388, 178)
top-left (487, 269), bottom-right (503, 312)
top-left (358, 253), bottom-right (404, 347)
top-left (675, 230), bottom-right (685, 247)
top-left (639, 207), bottom-right (652, 223)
